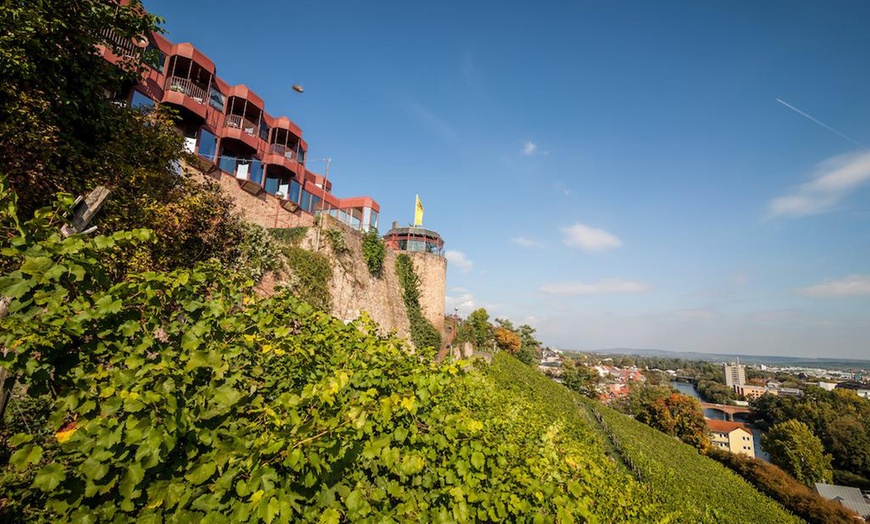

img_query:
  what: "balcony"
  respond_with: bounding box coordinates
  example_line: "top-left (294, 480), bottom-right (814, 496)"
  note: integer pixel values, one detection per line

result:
top-left (225, 114), bottom-right (258, 136)
top-left (98, 27), bottom-right (143, 61)
top-left (162, 76), bottom-right (208, 119)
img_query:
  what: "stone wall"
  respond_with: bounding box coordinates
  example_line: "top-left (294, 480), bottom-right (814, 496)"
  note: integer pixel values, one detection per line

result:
top-left (185, 161), bottom-right (446, 343)
top-left (187, 161), bottom-right (314, 229)
top-left (407, 251), bottom-right (447, 333)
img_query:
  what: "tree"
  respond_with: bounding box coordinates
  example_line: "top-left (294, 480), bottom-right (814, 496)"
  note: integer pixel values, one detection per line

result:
top-left (493, 326), bottom-right (521, 354)
top-left (637, 393), bottom-right (709, 450)
top-left (562, 360), bottom-right (600, 398)
top-left (762, 420), bottom-right (833, 486)
top-left (454, 308), bottom-right (493, 349)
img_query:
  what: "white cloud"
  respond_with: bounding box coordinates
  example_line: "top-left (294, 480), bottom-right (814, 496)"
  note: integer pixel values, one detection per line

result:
top-left (554, 182), bottom-right (572, 196)
top-left (768, 151), bottom-right (870, 217)
top-left (511, 236), bottom-right (544, 248)
top-left (538, 278), bottom-right (650, 296)
top-left (560, 223), bottom-right (623, 253)
top-left (445, 250), bottom-right (474, 273)
top-left (797, 275), bottom-right (870, 297)
top-left (522, 141), bottom-right (537, 155)
top-left (445, 291), bottom-right (476, 314)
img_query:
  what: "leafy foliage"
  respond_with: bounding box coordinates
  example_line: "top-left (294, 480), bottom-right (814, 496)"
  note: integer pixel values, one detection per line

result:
top-left (752, 385), bottom-right (870, 484)
top-left (762, 420), bottom-right (833, 486)
top-left (561, 360), bottom-right (601, 398)
top-left (323, 229), bottom-right (349, 256)
top-left (453, 309), bottom-right (493, 350)
top-left (360, 229), bottom-right (385, 277)
top-left (708, 447), bottom-right (857, 524)
top-left (1, 191), bottom-right (717, 522)
top-left (282, 246), bottom-right (332, 312)
top-left (635, 392), bottom-right (709, 451)
top-left (267, 227), bottom-right (308, 247)
top-left (395, 254), bottom-right (441, 352)
top-left (0, 0), bottom-right (161, 217)
top-left (233, 223), bottom-right (284, 282)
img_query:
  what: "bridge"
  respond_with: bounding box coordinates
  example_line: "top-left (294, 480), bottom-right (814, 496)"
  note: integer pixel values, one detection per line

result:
top-left (699, 402), bottom-right (753, 422)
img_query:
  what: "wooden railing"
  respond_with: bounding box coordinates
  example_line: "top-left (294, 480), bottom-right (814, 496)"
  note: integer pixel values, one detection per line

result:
top-left (164, 76), bottom-right (207, 104)
top-left (224, 115), bottom-right (258, 136)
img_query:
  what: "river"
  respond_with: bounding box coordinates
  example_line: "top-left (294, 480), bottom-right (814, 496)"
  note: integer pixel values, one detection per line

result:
top-left (671, 381), bottom-right (769, 461)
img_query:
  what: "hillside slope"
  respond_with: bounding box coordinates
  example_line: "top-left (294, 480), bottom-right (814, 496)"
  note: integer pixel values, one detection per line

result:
top-left (485, 355), bottom-right (803, 524)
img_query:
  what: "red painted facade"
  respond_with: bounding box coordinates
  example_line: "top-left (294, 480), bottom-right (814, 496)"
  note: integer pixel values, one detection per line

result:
top-left (98, 3), bottom-right (380, 232)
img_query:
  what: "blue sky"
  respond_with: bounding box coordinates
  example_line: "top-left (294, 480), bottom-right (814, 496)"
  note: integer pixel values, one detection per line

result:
top-left (145, 0), bottom-right (870, 359)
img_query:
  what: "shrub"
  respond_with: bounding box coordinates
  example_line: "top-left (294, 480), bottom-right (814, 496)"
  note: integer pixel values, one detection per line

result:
top-left (268, 227), bottom-right (308, 246)
top-left (361, 229), bottom-right (385, 276)
top-left (323, 229), bottom-right (348, 256)
top-left (283, 246), bottom-right (332, 311)
top-left (708, 448), bottom-right (857, 524)
top-left (395, 254), bottom-right (441, 353)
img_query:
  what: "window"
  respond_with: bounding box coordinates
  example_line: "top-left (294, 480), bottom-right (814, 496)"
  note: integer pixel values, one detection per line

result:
top-left (264, 174), bottom-right (280, 195)
top-left (297, 147), bottom-right (306, 164)
top-left (131, 90), bottom-right (155, 110)
top-left (259, 120), bottom-right (269, 141)
top-left (219, 155), bottom-right (237, 174)
top-left (249, 160), bottom-right (264, 185)
top-left (209, 88), bottom-right (225, 112)
top-left (300, 191), bottom-right (312, 213)
top-left (144, 43), bottom-right (166, 73)
top-left (197, 129), bottom-right (218, 162)
top-left (289, 180), bottom-right (301, 203)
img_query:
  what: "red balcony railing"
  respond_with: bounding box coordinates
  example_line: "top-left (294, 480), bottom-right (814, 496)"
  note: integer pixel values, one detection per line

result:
top-left (165, 76), bottom-right (207, 104)
top-left (269, 143), bottom-right (297, 160)
top-left (225, 114), bottom-right (258, 136)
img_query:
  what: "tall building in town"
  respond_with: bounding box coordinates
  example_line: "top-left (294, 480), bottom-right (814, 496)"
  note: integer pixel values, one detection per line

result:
top-left (724, 361), bottom-right (746, 388)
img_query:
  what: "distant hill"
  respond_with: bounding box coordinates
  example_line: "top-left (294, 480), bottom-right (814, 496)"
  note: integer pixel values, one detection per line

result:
top-left (567, 347), bottom-right (870, 370)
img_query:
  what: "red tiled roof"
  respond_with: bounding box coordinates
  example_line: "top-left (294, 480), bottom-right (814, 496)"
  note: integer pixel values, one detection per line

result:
top-left (706, 419), bottom-right (752, 434)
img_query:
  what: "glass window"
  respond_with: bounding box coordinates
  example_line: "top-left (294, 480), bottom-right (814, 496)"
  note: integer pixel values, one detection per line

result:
top-left (144, 44), bottom-right (165, 73)
top-left (300, 191), bottom-right (312, 213)
top-left (219, 155), bottom-right (237, 175)
top-left (249, 160), bottom-right (264, 185)
top-left (264, 174), bottom-right (280, 195)
top-left (209, 88), bottom-right (225, 112)
top-left (197, 129), bottom-right (218, 162)
top-left (259, 120), bottom-right (269, 141)
top-left (131, 90), bottom-right (155, 110)
top-left (310, 196), bottom-right (322, 214)
top-left (369, 210), bottom-right (379, 231)
top-left (297, 147), bottom-right (306, 164)
top-left (289, 180), bottom-right (301, 203)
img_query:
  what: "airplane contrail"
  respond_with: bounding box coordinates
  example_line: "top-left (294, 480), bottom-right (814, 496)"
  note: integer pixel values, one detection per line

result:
top-left (776, 98), bottom-right (866, 149)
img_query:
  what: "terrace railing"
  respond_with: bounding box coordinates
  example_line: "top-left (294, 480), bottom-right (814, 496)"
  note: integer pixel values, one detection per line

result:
top-left (165, 76), bottom-right (207, 104)
top-left (224, 114), bottom-right (259, 136)
top-left (98, 27), bottom-right (141, 59)
top-left (269, 143), bottom-right (297, 160)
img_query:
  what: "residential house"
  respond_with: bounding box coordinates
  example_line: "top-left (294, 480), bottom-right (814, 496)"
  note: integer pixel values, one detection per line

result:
top-left (706, 419), bottom-right (755, 458)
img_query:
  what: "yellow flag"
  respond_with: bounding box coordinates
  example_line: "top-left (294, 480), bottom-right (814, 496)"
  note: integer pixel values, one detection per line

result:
top-left (414, 194), bottom-right (424, 226)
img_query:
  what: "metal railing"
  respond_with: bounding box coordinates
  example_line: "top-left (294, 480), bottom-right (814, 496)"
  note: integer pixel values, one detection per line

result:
top-left (164, 77), bottom-right (207, 104)
top-left (269, 143), bottom-right (297, 160)
top-left (224, 115), bottom-right (259, 136)
top-left (97, 27), bottom-right (141, 58)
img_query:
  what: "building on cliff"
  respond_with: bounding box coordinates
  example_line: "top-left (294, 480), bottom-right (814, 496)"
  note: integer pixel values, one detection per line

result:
top-left (98, 1), bottom-right (379, 233)
top-left (96, 2), bottom-right (447, 337)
